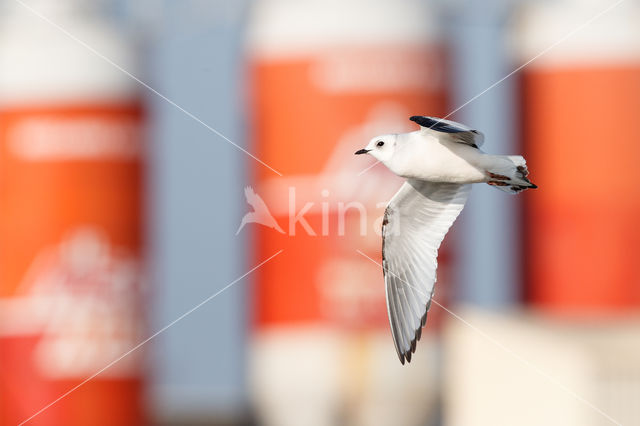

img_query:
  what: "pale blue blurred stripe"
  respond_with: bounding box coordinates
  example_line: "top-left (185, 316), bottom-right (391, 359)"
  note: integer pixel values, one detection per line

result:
top-left (444, 0), bottom-right (521, 307)
top-left (114, 0), bottom-right (251, 420)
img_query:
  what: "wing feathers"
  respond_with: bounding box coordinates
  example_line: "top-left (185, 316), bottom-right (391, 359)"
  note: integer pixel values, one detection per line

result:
top-left (410, 115), bottom-right (474, 133)
top-left (382, 181), bottom-right (470, 363)
top-left (409, 115), bottom-right (484, 148)
top-left (385, 259), bottom-right (407, 363)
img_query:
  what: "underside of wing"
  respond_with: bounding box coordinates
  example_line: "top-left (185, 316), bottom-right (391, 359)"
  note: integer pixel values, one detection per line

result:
top-left (410, 115), bottom-right (484, 148)
top-left (382, 180), bottom-right (470, 364)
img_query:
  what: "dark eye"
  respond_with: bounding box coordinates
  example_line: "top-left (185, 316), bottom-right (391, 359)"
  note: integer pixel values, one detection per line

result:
top-left (376, 141), bottom-right (385, 147)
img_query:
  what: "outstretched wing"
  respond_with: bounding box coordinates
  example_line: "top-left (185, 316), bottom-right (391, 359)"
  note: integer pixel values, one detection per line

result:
top-left (410, 115), bottom-right (484, 148)
top-left (382, 180), bottom-right (470, 364)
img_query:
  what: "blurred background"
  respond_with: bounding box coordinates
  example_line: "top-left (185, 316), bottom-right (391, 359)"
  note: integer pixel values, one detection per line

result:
top-left (0, 0), bottom-right (639, 425)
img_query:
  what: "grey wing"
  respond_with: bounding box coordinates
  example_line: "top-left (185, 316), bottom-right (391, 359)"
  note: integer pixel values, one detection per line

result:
top-left (382, 180), bottom-right (470, 364)
top-left (410, 115), bottom-right (484, 148)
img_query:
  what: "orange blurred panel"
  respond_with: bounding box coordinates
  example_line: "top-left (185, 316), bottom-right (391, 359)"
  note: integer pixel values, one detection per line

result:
top-left (252, 48), bottom-right (447, 178)
top-left (0, 105), bottom-right (146, 425)
top-left (250, 47), bottom-right (451, 330)
top-left (523, 66), bottom-right (640, 312)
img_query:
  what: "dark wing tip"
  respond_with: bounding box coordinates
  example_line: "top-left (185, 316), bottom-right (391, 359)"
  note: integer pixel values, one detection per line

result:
top-left (399, 325), bottom-right (426, 365)
top-left (410, 115), bottom-right (436, 127)
top-left (410, 115), bottom-right (477, 135)
top-left (397, 300), bottom-right (432, 366)
top-left (410, 115), bottom-right (456, 133)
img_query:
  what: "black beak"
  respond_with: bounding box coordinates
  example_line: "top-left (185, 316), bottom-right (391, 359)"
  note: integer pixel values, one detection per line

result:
top-left (354, 149), bottom-right (370, 155)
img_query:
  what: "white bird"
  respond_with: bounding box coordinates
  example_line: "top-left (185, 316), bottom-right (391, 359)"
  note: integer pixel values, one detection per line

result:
top-left (355, 115), bottom-right (537, 364)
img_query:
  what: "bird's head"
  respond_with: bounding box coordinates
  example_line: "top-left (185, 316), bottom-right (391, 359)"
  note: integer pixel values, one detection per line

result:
top-left (354, 134), bottom-right (397, 163)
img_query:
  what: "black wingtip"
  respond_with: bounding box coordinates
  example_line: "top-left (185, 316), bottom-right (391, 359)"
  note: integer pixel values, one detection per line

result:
top-left (409, 115), bottom-right (477, 135)
top-left (409, 115), bottom-right (444, 133)
top-left (406, 350), bottom-right (412, 363)
top-left (409, 115), bottom-right (435, 129)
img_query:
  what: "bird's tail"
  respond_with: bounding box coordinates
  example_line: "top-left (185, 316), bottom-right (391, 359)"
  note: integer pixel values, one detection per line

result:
top-left (485, 155), bottom-right (537, 194)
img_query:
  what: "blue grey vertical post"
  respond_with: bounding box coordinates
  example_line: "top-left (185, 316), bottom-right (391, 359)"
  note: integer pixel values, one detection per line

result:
top-left (113, 0), bottom-right (250, 421)
top-left (444, 0), bottom-right (520, 307)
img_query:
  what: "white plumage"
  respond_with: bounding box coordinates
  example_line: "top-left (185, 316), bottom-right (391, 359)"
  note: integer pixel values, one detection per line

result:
top-left (356, 116), bottom-right (537, 364)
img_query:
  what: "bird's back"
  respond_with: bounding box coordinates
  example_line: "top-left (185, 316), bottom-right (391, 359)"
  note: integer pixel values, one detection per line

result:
top-left (391, 131), bottom-right (487, 183)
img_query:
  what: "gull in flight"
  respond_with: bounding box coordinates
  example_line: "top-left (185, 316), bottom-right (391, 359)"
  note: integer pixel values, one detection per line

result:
top-left (355, 116), bottom-right (537, 364)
